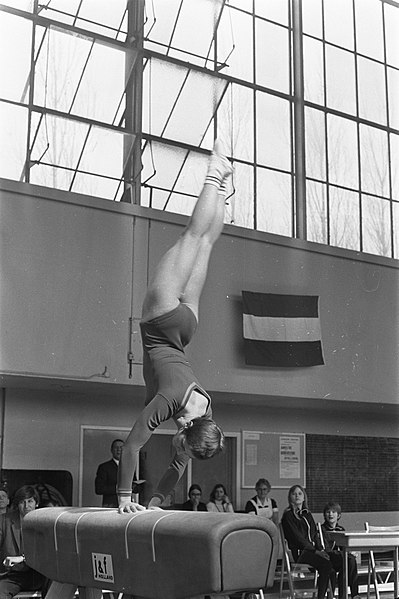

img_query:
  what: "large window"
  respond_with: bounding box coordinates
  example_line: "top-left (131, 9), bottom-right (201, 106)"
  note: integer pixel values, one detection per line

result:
top-left (302, 0), bottom-right (399, 256)
top-left (1, 0), bottom-right (398, 258)
top-left (141, 0), bottom-right (294, 235)
top-left (0, 0), bottom-right (134, 201)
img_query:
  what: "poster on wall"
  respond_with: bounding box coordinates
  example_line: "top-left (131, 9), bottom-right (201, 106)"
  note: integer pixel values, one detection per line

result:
top-left (242, 431), bottom-right (305, 489)
top-left (280, 435), bottom-right (301, 479)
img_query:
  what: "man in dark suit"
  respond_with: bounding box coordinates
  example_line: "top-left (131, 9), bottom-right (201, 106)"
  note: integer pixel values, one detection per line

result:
top-left (95, 438), bottom-right (124, 507)
top-left (0, 485), bottom-right (46, 598)
top-left (95, 439), bottom-right (145, 507)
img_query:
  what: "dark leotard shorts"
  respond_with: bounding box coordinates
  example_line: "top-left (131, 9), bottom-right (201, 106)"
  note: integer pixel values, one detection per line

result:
top-left (140, 304), bottom-right (211, 414)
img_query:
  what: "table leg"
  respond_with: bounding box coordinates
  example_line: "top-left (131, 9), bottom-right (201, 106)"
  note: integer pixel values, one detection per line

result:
top-left (394, 546), bottom-right (399, 599)
top-left (343, 550), bottom-right (348, 599)
top-left (366, 553), bottom-right (370, 599)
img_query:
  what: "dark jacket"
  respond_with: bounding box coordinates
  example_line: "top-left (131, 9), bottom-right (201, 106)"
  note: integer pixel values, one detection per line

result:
top-left (0, 511), bottom-right (30, 574)
top-left (95, 459), bottom-right (118, 507)
top-left (281, 507), bottom-right (322, 560)
top-left (180, 500), bottom-right (207, 511)
top-left (321, 521), bottom-right (346, 552)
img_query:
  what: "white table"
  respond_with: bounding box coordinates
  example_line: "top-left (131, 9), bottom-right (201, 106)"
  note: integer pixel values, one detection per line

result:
top-left (329, 531), bottom-right (399, 599)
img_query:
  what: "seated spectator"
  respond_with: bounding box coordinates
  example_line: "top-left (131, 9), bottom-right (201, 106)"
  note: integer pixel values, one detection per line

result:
top-left (180, 484), bottom-right (207, 511)
top-left (245, 478), bottom-right (278, 525)
top-left (35, 482), bottom-right (67, 508)
top-left (321, 501), bottom-right (361, 599)
top-left (281, 485), bottom-right (333, 599)
top-left (41, 500), bottom-right (60, 507)
top-left (207, 484), bottom-right (234, 513)
top-left (0, 487), bottom-right (10, 515)
top-left (0, 485), bottom-right (47, 598)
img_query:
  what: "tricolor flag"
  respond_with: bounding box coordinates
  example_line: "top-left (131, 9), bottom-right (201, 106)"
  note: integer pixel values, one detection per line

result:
top-left (242, 291), bottom-right (324, 367)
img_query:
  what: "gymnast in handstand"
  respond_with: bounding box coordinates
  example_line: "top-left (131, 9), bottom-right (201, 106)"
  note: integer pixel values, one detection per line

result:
top-left (117, 140), bottom-right (233, 513)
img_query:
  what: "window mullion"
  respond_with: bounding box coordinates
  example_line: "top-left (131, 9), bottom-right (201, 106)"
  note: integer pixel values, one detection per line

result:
top-left (292, 0), bottom-right (307, 240)
top-left (123, 0), bottom-right (145, 204)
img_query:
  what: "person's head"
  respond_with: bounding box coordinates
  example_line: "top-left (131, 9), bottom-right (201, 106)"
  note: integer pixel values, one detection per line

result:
top-left (111, 439), bottom-right (124, 461)
top-left (210, 484), bottom-right (227, 502)
top-left (323, 501), bottom-right (342, 527)
top-left (13, 485), bottom-right (40, 518)
top-left (288, 484), bottom-right (308, 511)
top-left (255, 478), bottom-right (271, 500)
top-left (188, 484), bottom-right (203, 504)
top-left (172, 418), bottom-right (224, 460)
top-left (0, 487), bottom-right (10, 513)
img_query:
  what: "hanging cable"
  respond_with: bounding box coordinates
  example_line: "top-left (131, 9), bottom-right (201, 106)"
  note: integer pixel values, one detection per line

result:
top-left (220, 0), bottom-right (236, 70)
top-left (31, 23), bottom-right (52, 167)
top-left (116, 5), bottom-right (128, 41)
top-left (37, 0), bottom-right (52, 15)
top-left (142, 57), bottom-right (156, 187)
top-left (203, 0), bottom-right (236, 70)
top-left (227, 82), bottom-right (236, 224)
top-left (143, 0), bottom-right (156, 41)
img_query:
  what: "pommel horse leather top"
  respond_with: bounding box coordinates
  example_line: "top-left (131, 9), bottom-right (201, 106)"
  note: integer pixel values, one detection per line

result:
top-left (22, 507), bottom-right (279, 599)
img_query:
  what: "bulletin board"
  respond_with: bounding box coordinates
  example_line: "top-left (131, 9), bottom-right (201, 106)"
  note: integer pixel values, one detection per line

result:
top-left (242, 431), bottom-right (305, 489)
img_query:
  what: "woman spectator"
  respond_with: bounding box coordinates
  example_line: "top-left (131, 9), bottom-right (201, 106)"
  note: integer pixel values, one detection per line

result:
top-left (281, 484), bottom-right (333, 599)
top-left (206, 484), bottom-right (234, 513)
top-left (180, 484), bottom-right (207, 511)
top-left (0, 485), bottom-right (48, 598)
top-left (245, 478), bottom-right (278, 525)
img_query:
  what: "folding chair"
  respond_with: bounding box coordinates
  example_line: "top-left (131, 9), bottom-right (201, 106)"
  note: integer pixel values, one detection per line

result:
top-left (279, 523), bottom-right (318, 599)
top-left (364, 523), bottom-right (399, 599)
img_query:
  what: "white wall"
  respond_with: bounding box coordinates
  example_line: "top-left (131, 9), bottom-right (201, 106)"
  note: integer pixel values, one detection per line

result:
top-left (0, 179), bottom-right (398, 523)
top-left (0, 182), bottom-right (135, 383)
top-left (1, 179), bottom-right (399, 405)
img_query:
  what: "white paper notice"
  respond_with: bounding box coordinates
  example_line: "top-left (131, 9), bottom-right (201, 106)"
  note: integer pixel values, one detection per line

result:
top-left (246, 443), bottom-right (258, 466)
top-left (280, 436), bottom-right (300, 478)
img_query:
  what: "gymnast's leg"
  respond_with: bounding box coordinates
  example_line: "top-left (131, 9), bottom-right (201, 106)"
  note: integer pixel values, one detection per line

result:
top-left (141, 140), bottom-right (233, 323)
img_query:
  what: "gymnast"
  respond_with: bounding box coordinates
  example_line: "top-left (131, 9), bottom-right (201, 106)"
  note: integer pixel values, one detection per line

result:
top-left (117, 140), bottom-right (233, 513)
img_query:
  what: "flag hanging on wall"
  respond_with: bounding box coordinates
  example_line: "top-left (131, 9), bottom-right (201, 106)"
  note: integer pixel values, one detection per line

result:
top-left (242, 290), bottom-right (324, 367)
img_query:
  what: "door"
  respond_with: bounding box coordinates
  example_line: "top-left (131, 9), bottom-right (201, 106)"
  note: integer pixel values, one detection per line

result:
top-left (139, 432), bottom-right (187, 506)
top-left (191, 436), bottom-right (237, 508)
top-left (139, 433), bottom-right (237, 508)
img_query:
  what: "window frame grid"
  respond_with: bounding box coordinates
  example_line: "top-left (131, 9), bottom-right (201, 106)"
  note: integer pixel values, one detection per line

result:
top-left (0, 0), bottom-right (398, 259)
